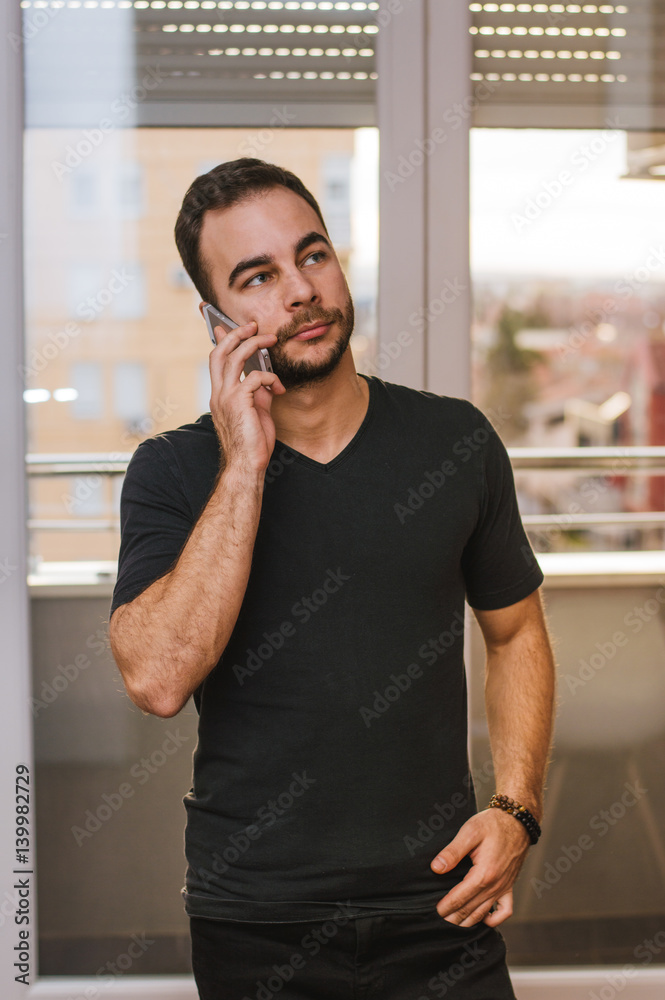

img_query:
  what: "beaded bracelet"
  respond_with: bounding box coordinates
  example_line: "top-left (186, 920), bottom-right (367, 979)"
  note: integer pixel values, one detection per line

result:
top-left (489, 793), bottom-right (541, 845)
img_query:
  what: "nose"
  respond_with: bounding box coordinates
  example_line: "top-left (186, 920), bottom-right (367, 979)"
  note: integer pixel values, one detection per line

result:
top-left (282, 267), bottom-right (320, 312)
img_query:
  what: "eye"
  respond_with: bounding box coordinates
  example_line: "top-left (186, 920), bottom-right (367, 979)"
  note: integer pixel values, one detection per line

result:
top-left (304, 250), bottom-right (328, 265)
top-left (245, 272), bottom-right (270, 288)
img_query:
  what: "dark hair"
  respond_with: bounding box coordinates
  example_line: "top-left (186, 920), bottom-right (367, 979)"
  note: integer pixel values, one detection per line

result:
top-left (174, 157), bottom-right (329, 308)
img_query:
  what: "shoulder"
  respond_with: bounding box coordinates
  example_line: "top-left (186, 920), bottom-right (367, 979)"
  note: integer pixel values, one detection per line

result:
top-left (365, 375), bottom-right (496, 433)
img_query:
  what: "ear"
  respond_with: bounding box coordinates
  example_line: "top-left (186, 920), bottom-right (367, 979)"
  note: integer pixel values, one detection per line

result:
top-left (198, 301), bottom-right (207, 317)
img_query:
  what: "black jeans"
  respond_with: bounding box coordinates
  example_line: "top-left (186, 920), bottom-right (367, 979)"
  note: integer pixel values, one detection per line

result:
top-left (189, 908), bottom-right (517, 1000)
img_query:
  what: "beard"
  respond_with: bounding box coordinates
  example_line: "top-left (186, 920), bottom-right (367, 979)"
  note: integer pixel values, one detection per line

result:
top-left (266, 289), bottom-right (355, 391)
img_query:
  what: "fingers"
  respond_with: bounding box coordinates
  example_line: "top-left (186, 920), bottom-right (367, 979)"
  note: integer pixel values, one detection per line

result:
top-left (209, 321), bottom-right (278, 390)
top-left (431, 824), bottom-right (479, 874)
top-left (240, 369), bottom-right (286, 396)
top-left (483, 890), bottom-right (513, 928)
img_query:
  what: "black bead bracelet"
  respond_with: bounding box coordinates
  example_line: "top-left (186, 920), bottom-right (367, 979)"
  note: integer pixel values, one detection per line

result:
top-left (489, 793), bottom-right (541, 845)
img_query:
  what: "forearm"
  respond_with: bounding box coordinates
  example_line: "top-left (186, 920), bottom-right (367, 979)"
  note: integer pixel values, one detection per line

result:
top-left (110, 463), bottom-right (264, 717)
top-left (483, 613), bottom-right (556, 822)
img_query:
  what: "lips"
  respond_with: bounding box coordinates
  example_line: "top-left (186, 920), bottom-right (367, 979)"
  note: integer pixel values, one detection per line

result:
top-left (291, 322), bottom-right (332, 341)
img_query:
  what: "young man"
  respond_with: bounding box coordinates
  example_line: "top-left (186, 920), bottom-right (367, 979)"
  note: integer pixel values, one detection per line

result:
top-left (109, 157), bottom-right (556, 999)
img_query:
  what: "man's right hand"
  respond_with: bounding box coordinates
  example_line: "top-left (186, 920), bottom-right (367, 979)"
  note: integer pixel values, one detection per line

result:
top-left (209, 320), bottom-right (286, 476)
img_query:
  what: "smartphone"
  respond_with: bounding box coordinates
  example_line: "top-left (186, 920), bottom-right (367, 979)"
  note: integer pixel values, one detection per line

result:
top-left (202, 302), bottom-right (273, 377)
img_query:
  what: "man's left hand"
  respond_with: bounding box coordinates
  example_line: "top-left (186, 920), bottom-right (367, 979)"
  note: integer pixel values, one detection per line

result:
top-left (430, 808), bottom-right (532, 928)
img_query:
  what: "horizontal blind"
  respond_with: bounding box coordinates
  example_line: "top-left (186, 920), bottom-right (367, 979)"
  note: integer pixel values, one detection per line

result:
top-left (22, 0), bottom-right (379, 127)
top-left (469, 1), bottom-right (661, 129)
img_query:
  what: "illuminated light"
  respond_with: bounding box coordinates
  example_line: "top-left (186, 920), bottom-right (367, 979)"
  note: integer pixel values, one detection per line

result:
top-left (296, 23), bottom-right (312, 30)
top-left (303, 69), bottom-right (318, 77)
top-left (246, 22), bottom-right (262, 29)
top-left (578, 27), bottom-right (594, 36)
top-left (24, 389), bottom-right (51, 403)
top-left (320, 70), bottom-right (335, 78)
top-left (518, 72), bottom-right (533, 80)
top-left (475, 49), bottom-right (490, 58)
top-left (584, 73), bottom-right (599, 80)
top-left (516, 3), bottom-right (531, 9)
top-left (212, 22), bottom-right (228, 29)
top-left (561, 27), bottom-right (577, 35)
top-left (325, 47), bottom-right (341, 55)
top-left (363, 23), bottom-right (378, 32)
top-left (309, 46), bottom-right (324, 55)
top-left (535, 72), bottom-right (549, 81)
top-left (507, 49), bottom-right (523, 58)
top-left (251, 0), bottom-right (267, 5)
top-left (589, 50), bottom-right (604, 59)
top-left (573, 50), bottom-right (588, 59)
top-left (218, 0), bottom-right (232, 5)
top-left (258, 46), bottom-right (273, 53)
top-left (313, 24), bottom-right (329, 32)
top-left (230, 23), bottom-right (245, 30)
top-left (582, 3), bottom-right (597, 10)
top-left (610, 27), bottom-right (626, 36)
top-left (167, 1), bottom-right (183, 6)
top-left (501, 72), bottom-right (517, 80)
top-left (353, 70), bottom-right (368, 78)
top-left (598, 390), bottom-right (630, 419)
top-left (275, 46), bottom-right (289, 53)
top-left (162, 22), bottom-right (178, 28)
top-left (512, 26), bottom-right (527, 35)
top-left (545, 27), bottom-right (561, 35)
top-left (302, 0), bottom-right (317, 6)
top-left (470, 3), bottom-right (482, 10)
top-left (342, 47), bottom-right (357, 55)
top-left (358, 47), bottom-right (372, 55)
top-left (470, 71), bottom-right (484, 80)
top-left (496, 26), bottom-right (512, 35)
top-left (533, 2), bottom-right (548, 10)
top-left (490, 49), bottom-right (506, 57)
top-left (183, 0), bottom-right (199, 5)
top-left (335, 1), bottom-right (350, 7)
top-left (499, 2), bottom-right (515, 8)
top-left (470, 26), bottom-right (479, 34)
top-left (253, 72), bottom-right (267, 77)
top-left (479, 26), bottom-right (495, 34)
top-left (541, 50), bottom-right (556, 58)
top-left (20, 1), bottom-right (31, 7)
top-left (565, 3), bottom-right (581, 10)
top-left (134, 0), bottom-right (149, 6)
top-left (269, 69), bottom-right (285, 76)
top-left (551, 72), bottom-right (566, 80)
top-left (263, 22), bottom-right (278, 30)
top-left (68, 1), bottom-right (81, 6)
top-left (352, 1), bottom-right (368, 8)
top-left (617, 73), bottom-right (626, 80)
top-left (268, 0), bottom-right (283, 5)
top-left (347, 24), bottom-right (362, 32)
top-left (53, 388), bottom-right (79, 402)
top-left (318, 1), bottom-right (333, 7)
top-left (179, 22), bottom-right (195, 29)
top-left (279, 23), bottom-right (295, 30)
top-left (292, 46), bottom-right (308, 54)
top-left (286, 70), bottom-right (301, 78)
top-left (485, 71), bottom-right (500, 80)
top-left (84, 1), bottom-right (99, 6)
top-left (550, 3), bottom-right (565, 10)
top-left (595, 26), bottom-right (609, 35)
top-left (330, 23), bottom-right (345, 32)
top-left (606, 50), bottom-right (620, 58)
top-left (528, 26), bottom-right (544, 34)
top-left (567, 72), bottom-right (582, 80)
top-left (241, 45), bottom-right (257, 53)
top-left (196, 23), bottom-right (212, 30)
top-left (151, 0), bottom-right (166, 6)
top-left (225, 46), bottom-right (239, 53)
top-left (208, 47), bottom-right (223, 52)
top-left (600, 73), bottom-right (615, 81)
top-left (236, 0), bottom-right (250, 5)
top-left (483, 3), bottom-right (499, 10)
top-left (337, 70), bottom-right (351, 77)
top-left (524, 49), bottom-right (539, 58)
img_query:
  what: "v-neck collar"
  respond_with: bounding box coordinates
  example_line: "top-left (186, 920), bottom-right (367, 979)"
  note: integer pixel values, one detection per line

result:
top-left (273, 373), bottom-right (375, 474)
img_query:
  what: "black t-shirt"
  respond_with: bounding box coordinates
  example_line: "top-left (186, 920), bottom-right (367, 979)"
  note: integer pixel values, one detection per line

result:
top-left (110, 373), bottom-right (543, 923)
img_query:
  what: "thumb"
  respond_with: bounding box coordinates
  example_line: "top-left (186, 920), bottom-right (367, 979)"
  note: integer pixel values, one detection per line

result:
top-left (430, 826), bottom-right (476, 874)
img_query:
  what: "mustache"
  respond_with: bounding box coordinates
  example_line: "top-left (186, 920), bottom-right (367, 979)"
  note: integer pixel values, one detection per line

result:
top-left (277, 307), bottom-right (344, 341)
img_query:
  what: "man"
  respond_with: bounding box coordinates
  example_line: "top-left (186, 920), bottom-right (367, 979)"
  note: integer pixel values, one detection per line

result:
top-left (109, 157), bottom-right (556, 999)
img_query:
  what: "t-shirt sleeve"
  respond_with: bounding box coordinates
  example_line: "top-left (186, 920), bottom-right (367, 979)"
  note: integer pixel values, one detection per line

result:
top-left (461, 408), bottom-right (543, 611)
top-left (109, 439), bottom-right (196, 618)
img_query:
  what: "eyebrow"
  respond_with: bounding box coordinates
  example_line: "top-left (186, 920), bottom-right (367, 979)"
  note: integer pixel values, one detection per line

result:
top-left (227, 230), bottom-right (332, 289)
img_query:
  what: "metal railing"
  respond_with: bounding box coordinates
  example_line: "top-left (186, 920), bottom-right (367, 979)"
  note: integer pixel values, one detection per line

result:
top-left (25, 446), bottom-right (665, 532)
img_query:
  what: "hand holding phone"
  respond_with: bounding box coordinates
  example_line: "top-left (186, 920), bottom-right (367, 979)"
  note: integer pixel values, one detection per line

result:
top-left (202, 303), bottom-right (273, 377)
top-left (201, 301), bottom-right (285, 478)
